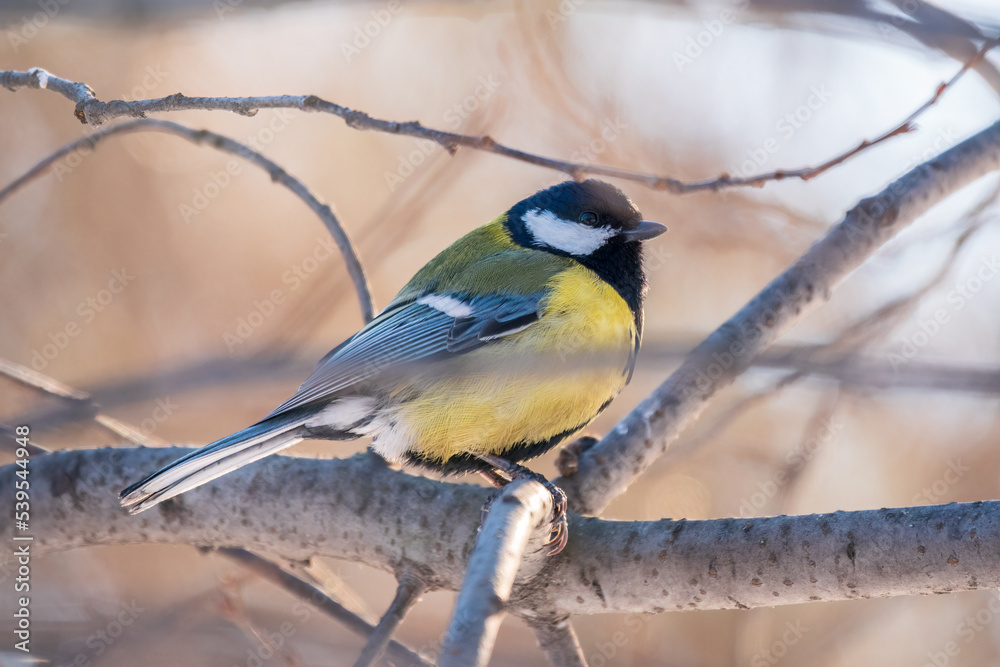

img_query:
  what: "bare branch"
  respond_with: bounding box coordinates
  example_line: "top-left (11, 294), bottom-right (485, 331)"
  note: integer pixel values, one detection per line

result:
top-left (0, 67), bottom-right (95, 110)
top-left (529, 618), bottom-right (587, 667)
top-left (5, 54), bottom-right (1000, 664)
top-left (557, 117), bottom-right (1000, 516)
top-left (0, 118), bottom-right (374, 323)
top-left (1, 46), bottom-right (993, 194)
top-left (5, 354), bottom-right (301, 434)
top-left (353, 571), bottom-right (427, 667)
top-left (217, 574), bottom-right (305, 666)
top-left (8, 447), bottom-right (1000, 617)
top-left (217, 547), bottom-right (432, 667)
top-left (0, 355), bottom-right (134, 452)
top-left (811, 190), bottom-right (995, 357)
top-left (0, 356), bottom-right (89, 401)
top-left (782, 36), bottom-right (1000, 182)
top-left (439, 479), bottom-right (553, 667)
top-left (664, 192), bottom-right (993, 466)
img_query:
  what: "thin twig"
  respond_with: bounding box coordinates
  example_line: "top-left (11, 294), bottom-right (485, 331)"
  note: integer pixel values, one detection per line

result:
top-left (781, 35), bottom-right (1000, 182)
top-left (0, 357), bottom-right (90, 401)
top-left (0, 355), bottom-right (142, 450)
top-left (216, 547), bottom-right (433, 667)
top-left (353, 571), bottom-right (427, 667)
top-left (660, 374), bottom-right (801, 466)
top-left (772, 389), bottom-right (843, 504)
top-left (2, 42), bottom-right (995, 195)
top-left (218, 574), bottom-right (303, 667)
top-left (93, 414), bottom-right (163, 447)
top-left (0, 118), bottom-right (374, 323)
top-left (0, 357), bottom-right (71, 455)
top-left (288, 557), bottom-right (378, 626)
top-left (7, 353), bottom-right (299, 435)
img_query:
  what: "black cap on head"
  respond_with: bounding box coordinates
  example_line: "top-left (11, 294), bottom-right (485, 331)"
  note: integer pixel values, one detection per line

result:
top-left (504, 179), bottom-right (665, 258)
top-left (510, 179), bottom-right (644, 233)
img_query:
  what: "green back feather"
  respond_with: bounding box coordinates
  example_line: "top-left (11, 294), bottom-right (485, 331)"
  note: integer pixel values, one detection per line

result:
top-left (390, 216), bottom-right (576, 305)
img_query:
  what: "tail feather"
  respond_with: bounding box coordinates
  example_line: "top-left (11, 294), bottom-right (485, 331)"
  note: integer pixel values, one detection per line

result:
top-left (119, 415), bottom-right (308, 514)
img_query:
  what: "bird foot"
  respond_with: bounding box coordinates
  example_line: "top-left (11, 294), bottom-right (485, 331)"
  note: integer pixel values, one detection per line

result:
top-left (477, 455), bottom-right (569, 556)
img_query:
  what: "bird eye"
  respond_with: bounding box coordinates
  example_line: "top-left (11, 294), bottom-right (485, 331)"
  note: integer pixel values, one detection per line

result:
top-left (579, 211), bottom-right (599, 226)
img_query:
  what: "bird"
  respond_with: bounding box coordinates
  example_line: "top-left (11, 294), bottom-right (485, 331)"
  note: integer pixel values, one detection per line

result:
top-left (120, 179), bottom-right (666, 555)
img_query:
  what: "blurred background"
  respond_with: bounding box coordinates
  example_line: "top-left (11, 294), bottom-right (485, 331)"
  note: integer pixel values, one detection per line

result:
top-left (1, 0), bottom-right (1000, 664)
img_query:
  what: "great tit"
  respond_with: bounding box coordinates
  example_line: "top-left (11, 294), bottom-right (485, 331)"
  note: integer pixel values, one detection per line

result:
top-left (120, 179), bottom-right (666, 554)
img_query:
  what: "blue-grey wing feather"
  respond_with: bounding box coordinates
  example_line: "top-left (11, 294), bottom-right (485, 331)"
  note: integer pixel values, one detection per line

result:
top-left (446, 297), bottom-right (540, 352)
top-left (266, 292), bottom-right (543, 417)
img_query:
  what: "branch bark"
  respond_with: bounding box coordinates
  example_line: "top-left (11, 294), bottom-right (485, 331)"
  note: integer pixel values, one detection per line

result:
top-left (7, 447), bottom-right (1000, 618)
top-left (557, 117), bottom-right (1000, 516)
top-left (439, 479), bottom-right (553, 667)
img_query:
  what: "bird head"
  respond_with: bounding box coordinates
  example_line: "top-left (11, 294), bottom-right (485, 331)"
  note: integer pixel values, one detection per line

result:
top-left (505, 179), bottom-right (666, 257)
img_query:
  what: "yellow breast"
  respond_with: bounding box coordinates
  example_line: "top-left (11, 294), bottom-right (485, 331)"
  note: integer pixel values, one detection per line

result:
top-left (397, 264), bottom-right (637, 463)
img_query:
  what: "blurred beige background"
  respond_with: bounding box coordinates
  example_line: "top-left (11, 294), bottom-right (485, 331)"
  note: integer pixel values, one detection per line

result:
top-left (2, 1), bottom-right (1000, 665)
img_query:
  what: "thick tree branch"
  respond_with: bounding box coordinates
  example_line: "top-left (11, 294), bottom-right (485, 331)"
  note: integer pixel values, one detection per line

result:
top-left (0, 118), bottom-right (374, 323)
top-left (7, 447), bottom-right (1000, 618)
top-left (1, 49), bottom-right (991, 194)
top-left (440, 479), bottom-right (553, 667)
top-left (558, 117), bottom-right (1000, 516)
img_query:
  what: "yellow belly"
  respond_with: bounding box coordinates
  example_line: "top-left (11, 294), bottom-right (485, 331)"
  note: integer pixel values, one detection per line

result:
top-left (395, 264), bottom-right (636, 463)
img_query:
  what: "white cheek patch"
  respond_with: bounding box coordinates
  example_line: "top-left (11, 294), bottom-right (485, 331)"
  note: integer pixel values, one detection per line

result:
top-left (523, 208), bottom-right (614, 255)
top-left (417, 294), bottom-right (473, 318)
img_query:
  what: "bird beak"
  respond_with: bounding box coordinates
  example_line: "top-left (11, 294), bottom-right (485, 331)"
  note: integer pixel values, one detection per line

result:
top-left (621, 220), bottom-right (667, 242)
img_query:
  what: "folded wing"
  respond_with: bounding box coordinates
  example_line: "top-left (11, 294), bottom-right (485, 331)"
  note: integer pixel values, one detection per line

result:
top-left (266, 291), bottom-right (544, 417)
